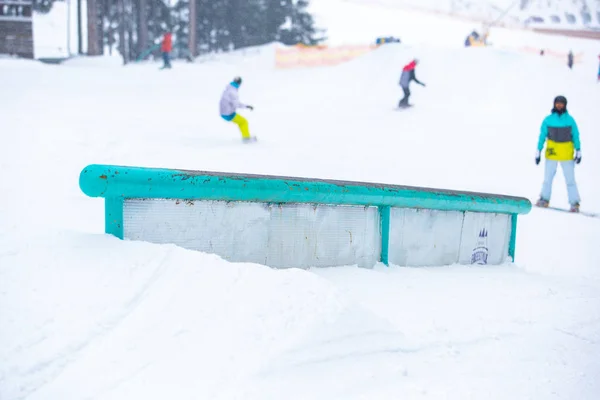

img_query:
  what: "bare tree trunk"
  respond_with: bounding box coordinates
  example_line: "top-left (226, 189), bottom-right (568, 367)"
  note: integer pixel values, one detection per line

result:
top-left (137, 0), bottom-right (148, 55)
top-left (77, 0), bottom-right (83, 54)
top-left (96, 0), bottom-right (104, 54)
top-left (127, 3), bottom-right (135, 61)
top-left (189, 0), bottom-right (197, 58)
top-left (87, 0), bottom-right (101, 55)
top-left (118, 0), bottom-right (128, 64)
top-left (106, 0), bottom-right (114, 56)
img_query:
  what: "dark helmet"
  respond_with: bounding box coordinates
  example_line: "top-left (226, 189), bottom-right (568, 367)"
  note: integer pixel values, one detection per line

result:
top-left (554, 95), bottom-right (567, 106)
top-left (233, 76), bottom-right (242, 85)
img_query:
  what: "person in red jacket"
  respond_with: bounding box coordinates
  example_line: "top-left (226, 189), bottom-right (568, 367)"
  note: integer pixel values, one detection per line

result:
top-left (160, 32), bottom-right (172, 69)
top-left (398, 58), bottom-right (425, 108)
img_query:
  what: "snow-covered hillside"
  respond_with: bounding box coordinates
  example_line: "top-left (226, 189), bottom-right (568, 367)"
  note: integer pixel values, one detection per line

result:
top-left (2, 2), bottom-right (600, 400)
top-left (339, 0), bottom-right (600, 28)
top-left (518, 0), bottom-right (600, 27)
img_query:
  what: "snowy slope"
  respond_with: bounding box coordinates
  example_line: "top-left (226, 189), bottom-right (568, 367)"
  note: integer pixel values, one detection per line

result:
top-left (2, 3), bottom-right (600, 400)
top-left (310, 0), bottom-right (600, 64)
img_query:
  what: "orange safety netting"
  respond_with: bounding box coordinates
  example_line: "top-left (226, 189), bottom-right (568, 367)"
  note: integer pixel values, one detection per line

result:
top-left (275, 44), bottom-right (379, 68)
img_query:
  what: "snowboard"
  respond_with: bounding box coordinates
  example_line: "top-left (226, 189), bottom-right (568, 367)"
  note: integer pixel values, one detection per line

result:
top-left (534, 204), bottom-right (599, 219)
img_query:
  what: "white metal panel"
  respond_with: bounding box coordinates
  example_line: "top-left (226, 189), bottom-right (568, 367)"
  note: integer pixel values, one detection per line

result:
top-left (122, 199), bottom-right (512, 268)
top-left (458, 212), bottom-right (511, 265)
top-left (265, 204), bottom-right (380, 268)
top-left (123, 199), bottom-right (270, 264)
top-left (123, 199), bottom-right (380, 269)
top-left (388, 208), bottom-right (464, 266)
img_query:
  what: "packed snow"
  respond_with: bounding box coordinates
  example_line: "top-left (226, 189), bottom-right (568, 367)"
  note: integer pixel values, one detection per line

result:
top-left (1, 2), bottom-right (600, 400)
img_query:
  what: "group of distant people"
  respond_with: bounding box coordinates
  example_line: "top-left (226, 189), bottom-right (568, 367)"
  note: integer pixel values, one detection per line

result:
top-left (216, 68), bottom-right (583, 213)
top-left (540, 48), bottom-right (600, 81)
top-left (157, 30), bottom-right (588, 213)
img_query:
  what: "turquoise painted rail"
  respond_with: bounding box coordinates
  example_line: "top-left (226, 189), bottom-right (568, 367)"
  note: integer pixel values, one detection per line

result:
top-left (79, 164), bottom-right (532, 264)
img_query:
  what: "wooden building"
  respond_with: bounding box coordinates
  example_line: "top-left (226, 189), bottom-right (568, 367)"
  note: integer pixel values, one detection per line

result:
top-left (0, 0), bottom-right (33, 58)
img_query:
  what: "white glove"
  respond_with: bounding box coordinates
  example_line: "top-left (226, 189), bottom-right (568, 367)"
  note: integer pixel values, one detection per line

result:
top-left (574, 150), bottom-right (581, 164)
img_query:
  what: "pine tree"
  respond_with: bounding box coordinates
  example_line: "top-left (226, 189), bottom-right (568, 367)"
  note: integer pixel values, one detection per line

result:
top-left (278, 0), bottom-right (325, 45)
top-left (33, 0), bottom-right (325, 61)
top-left (266, 0), bottom-right (291, 43)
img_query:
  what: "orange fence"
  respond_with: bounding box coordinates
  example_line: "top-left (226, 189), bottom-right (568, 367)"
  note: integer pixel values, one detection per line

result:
top-left (275, 44), bottom-right (379, 68)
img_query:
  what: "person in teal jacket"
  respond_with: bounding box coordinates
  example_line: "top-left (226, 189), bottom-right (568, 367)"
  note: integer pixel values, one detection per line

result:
top-left (535, 95), bottom-right (582, 212)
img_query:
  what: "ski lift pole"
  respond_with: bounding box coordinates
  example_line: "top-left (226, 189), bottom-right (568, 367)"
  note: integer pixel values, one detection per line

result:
top-left (488, 0), bottom-right (519, 27)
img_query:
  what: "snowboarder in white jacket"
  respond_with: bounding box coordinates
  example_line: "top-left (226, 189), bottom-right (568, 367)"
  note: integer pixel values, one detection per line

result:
top-left (219, 76), bottom-right (255, 142)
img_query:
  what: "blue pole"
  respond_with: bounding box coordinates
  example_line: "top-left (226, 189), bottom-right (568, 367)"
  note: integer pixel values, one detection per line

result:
top-left (105, 197), bottom-right (124, 239)
top-left (379, 206), bottom-right (391, 266)
top-left (508, 214), bottom-right (518, 261)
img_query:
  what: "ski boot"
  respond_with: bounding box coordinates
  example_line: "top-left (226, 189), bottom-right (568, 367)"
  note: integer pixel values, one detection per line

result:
top-left (570, 202), bottom-right (580, 213)
top-left (535, 198), bottom-right (549, 208)
top-left (242, 136), bottom-right (257, 143)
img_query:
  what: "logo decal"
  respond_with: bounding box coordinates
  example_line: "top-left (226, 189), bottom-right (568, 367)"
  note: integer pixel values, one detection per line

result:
top-left (471, 228), bottom-right (489, 265)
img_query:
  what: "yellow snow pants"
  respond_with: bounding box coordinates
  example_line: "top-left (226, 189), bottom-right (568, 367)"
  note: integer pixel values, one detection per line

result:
top-left (232, 114), bottom-right (250, 139)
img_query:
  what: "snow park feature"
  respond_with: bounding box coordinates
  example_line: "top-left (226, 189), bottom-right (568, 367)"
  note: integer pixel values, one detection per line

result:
top-left (2, 0), bottom-right (600, 400)
top-left (79, 164), bottom-right (531, 268)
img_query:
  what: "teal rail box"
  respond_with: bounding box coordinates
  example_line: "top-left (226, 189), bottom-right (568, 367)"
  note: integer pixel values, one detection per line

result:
top-left (79, 164), bottom-right (531, 268)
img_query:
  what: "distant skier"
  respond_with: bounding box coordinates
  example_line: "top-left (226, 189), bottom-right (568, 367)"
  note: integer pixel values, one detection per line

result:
top-left (160, 32), bottom-right (172, 69)
top-left (219, 76), bottom-right (255, 142)
top-left (398, 59), bottom-right (425, 108)
top-left (567, 50), bottom-right (573, 69)
top-left (597, 54), bottom-right (600, 82)
top-left (535, 95), bottom-right (582, 212)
